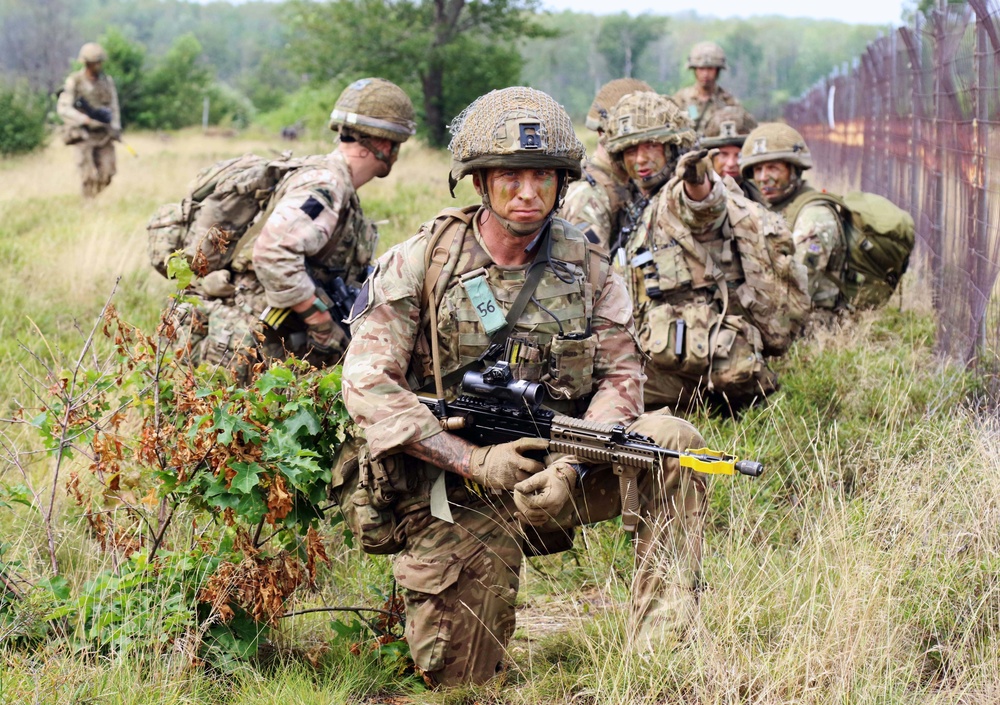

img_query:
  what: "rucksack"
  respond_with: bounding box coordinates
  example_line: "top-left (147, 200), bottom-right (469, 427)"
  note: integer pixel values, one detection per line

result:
top-left (147, 152), bottom-right (310, 278)
top-left (787, 190), bottom-right (915, 308)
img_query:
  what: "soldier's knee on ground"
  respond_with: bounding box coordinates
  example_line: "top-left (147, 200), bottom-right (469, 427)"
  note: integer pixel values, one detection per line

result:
top-left (628, 408), bottom-right (706, 458)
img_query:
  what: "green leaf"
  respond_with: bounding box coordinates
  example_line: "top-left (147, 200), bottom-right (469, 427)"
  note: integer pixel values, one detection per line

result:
top-left (282, 407), bottom-right (320, 438)
top-left (37, 575), bottom-right (70, 601)
top-left (212, 406), bottom-right (260, 444)
top-left (229, 462), bottom-right (262, 495)
top-left (256, 367), bottom-right (294, 396)
top-left (166, 253), bottom-right (194, 289)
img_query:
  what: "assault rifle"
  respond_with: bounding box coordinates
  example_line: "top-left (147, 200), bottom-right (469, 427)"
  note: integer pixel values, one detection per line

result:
top-left (417, 361), bottom-right (763, 532)
top-left (73, 96), bottom-right (113, 125)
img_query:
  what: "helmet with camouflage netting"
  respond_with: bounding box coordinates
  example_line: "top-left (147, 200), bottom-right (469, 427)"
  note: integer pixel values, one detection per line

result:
top-left (585, 78), bottom-right (654, 132)
top-left (701, 106), bottom-right (758, 149)
top-left (79, 43), bottom-right (108, 64)
top-left (687, 41), bottom-right (727, 70)
top-left (604, 92), bottom-right (696, 157)
top-left (740, 122), bottom-right (813, 179)
top-left (448, 86), bottom-right (584, 188)
top-left (329, 78), bottom-right (416, 143)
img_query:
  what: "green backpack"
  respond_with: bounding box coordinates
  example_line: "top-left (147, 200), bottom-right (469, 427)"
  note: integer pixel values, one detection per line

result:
top-left (787, 190), bottom-right (915, 308)
top-left (146, 151), bottom-right (310, 278)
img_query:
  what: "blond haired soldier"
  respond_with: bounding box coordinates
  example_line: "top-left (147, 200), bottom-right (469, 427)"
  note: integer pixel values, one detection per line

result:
top-left (174, 78), bottom-right (415, 381)
top-left (607, 93), bottom-right (809, 412)
top-left (740, 123), bottom-right (846, 311)
top-left (701, 105), bottom-right (760, 200)
top-left (672, 41), bottom-right (742, 134)
top-left (559, 78), bottom-right (651, 251)
top-left (57, 43), bottom-right (121, 198)
top-left (343, 87), bottom-right (710, 686)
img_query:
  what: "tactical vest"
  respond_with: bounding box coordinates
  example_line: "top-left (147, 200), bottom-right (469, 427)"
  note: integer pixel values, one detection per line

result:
top-left (411, 208), bottom-right (610, 414)
top-left (69, 71), bottom-right (116, 112)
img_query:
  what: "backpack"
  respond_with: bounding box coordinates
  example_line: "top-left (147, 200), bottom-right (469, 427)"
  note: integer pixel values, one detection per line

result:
top-left (787, 190), bottom-right (915, 308)
top-left (147, 152), bottom-right (309, 278)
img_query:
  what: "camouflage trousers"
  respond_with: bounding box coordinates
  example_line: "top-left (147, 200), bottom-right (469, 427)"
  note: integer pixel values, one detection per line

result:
top-left (393, 410), bottom-right (707, 686)
top-left (75, 138), bottom-right (116, 198)
top-left (644, 363), bottom-right (778, 416)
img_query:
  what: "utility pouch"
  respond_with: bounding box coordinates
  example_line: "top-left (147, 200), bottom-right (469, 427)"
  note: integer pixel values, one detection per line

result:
top-left (62, 125), bottom-right (88, 146)
top-left (545, 334), bottom-right (596, 400)
top-left (652, 243), bottom-right (693, 292)
top-left (678, 302), bottom-right (714, 376)
top-left (639, 303), bottom-right (681, 370)
top-left (332, 440), bottom-right (407, 555)
top-left (709, 317), bottom-right (762, 388)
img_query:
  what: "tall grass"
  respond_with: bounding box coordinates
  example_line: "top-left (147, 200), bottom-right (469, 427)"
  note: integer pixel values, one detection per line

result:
top-left (1, 130), bottom-right (998, 704)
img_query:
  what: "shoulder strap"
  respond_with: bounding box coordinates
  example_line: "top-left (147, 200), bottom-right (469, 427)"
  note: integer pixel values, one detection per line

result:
top-left (784, 190), bottom-right (844, 230)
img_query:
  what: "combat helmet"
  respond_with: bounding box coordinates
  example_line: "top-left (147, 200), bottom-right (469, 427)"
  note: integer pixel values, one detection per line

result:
top-left (78, 43), bottom-right (108, 64)
top-left (585, 78), bottom-right (654, 132)
top-left (605, 92), bottom-right (696, 157)
top-left (448, 86), bottom-right (584, 234)
top-left (740, 122), bottom-right (813, 180)
top-left (701, 106), bottom-right (758, 149)
top-left (687, 41), bottom-right (727, 70)
top-left (329, 78), bottom-right (416, 143)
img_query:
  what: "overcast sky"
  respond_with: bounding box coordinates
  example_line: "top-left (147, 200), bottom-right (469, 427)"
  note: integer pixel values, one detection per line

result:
top-left (539, 0), bottom-right (905, 26)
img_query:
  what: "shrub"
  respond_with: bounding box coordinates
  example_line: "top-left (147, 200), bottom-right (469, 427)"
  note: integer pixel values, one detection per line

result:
top-left (0, 82), bottom-right (48, 157)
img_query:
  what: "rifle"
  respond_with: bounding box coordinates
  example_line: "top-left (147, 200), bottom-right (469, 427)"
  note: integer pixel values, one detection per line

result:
top-left (417, 361), bottom-right (763, 532)
top-left (72, 97), bottom-right (137, 156)
top-left (260, 276), bottom-right (358, 339)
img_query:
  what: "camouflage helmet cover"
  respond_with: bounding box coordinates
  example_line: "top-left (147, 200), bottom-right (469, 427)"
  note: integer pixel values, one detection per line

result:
top-left (79, 43), bottom-right (108, 64)
top-left (740, 122), bottom-right (813, 178)
top-left (701, 106), bottom-right (758, 148)
top-left (585, 78), bottom-right (654, 132)
top-left (448, 86), bottom-right (585, 183)
top-left (329, 77), bottom-right (417, 143)
top-left (687, 41), bottom-right (727, 70)
top-left (604, 92), bottom-right (696, 156)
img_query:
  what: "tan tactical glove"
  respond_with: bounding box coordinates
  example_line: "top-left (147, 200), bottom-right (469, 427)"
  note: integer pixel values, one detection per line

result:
top-left (513, 459), bottom-right (578, 526)
top-left (469, 437), bottom-right (549, 490)
top-left (199, 270), bottom-right (237, 298)
top-left (675, 148), bottom-right (716, 185)
top-left (306, 317), bottom-right (347, 355)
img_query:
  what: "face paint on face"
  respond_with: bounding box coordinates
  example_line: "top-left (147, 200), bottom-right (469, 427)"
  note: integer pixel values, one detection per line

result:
top-left (486, 168), bottom-right (559, 225)
top-left (622, 142), bottom-right (668, 190)
top-left (713, 145), bottom-right (742, 181)
top-left (753, 160), bottom-right (795, 203)
top-left (694, 67), bottom-right (719, 91)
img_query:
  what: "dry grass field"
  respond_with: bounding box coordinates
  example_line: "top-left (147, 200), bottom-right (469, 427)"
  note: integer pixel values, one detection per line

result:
top-left (1, 130), bottom-right (999, 704)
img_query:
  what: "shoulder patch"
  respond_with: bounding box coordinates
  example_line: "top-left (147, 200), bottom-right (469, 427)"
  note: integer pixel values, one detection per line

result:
top-left (300, 196), bottom-right (325, 220)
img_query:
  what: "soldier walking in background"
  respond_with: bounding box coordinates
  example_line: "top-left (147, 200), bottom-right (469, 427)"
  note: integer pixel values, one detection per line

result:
top-left (57, 43), bottom-right (121, 198)
top-left (559, 77), bottom-right (651, 252)
top-left (171, 78), bottom-right (415, 381)
top-left (605, 93), bottom-right (809, 412)
top-left (342, 86), bottom-right (710, 685)
top-left (672, 41), bottom-right (742, 134)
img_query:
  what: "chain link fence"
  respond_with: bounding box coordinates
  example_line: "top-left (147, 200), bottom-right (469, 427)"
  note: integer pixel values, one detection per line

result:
top-left (785, 0), bottom-right (1000, 382)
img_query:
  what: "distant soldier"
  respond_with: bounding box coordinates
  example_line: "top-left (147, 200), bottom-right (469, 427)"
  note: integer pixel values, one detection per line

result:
top-left (606, 93), bottom-right (809, 411)
top-left (559, 78), bottom-right (651, 252)
top-left (173, 78), bottom-right (416, 381)
top-left (57, 43), bottom-right (121, 198)
top-left (672, 41), bottom-right (741, 134)
top-left (740, 123), bottom-right (846, 312)
top-left (700, 105), bottom-right (760, 201)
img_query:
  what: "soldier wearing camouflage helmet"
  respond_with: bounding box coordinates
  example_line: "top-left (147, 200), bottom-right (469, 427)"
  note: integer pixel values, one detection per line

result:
top-left (672, 41), bottom-right (742, 135)
top-left (559, 78), bottom-right (651, 251)
top-left (342, 86), bottom-right (710, 685)
top-left (701, 105), bottom-right (761, 200)
top-left (607, 94), bottom-right (809, 411)
top-left (173, 78), bottom-right (415, 381)
top-left (741, 122), bottom-right (847, 311)
top-left (57, 43), bottom-right (121, 197)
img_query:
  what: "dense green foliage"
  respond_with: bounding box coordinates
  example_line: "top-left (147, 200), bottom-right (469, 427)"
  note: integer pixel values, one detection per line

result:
top-left (0, 82), bottom-right (48, 156)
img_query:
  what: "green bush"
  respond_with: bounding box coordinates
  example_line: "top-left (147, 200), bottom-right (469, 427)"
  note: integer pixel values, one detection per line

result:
top-left (0, 83), bottom-right (48, 157)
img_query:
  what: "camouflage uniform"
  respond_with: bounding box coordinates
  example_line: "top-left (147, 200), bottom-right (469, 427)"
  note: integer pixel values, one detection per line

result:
top-left (606, 94), bottom-right (809, 412)
top-left (673, 40), bottom-right (742, 134)
top-left (57, 45), bottom-right (120, 198)
top-left (342, 87), bottom-right (709, 686)
top-left (741, 123), bottom-right (847, 311)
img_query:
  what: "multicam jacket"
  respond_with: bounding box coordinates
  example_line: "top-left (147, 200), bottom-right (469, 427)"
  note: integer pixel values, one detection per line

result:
top-left (624, 172), bottom-right (809, 392)
top-left (253, 150), bottom-right (377, 310)
top-left (56, 69), bottom-right (121, 145)
top-left (778, 186), bottom-right (847, 310)
top-left (342, 211), bottom-right (644, 461)
top-left (559, 152), bottom-right (635, 251)
top-left (671, 84), bottom-right (741, 135)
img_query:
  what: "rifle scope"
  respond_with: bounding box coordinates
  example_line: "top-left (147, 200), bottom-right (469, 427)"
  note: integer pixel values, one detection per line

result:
top-left (462, 361), bottom-right (547, 407)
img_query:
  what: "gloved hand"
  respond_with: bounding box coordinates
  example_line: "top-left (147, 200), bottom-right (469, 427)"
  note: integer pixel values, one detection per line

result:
top-left (199, 270), bottom-right (236, 298)
top-left (306, 316), bottom-right (346, 355)
top-left (468, 437), bottom-right (548, 490)
top-left (675, 148), bottom-right (716, 185)
top-left (513, 459), bottom-right (578, 526)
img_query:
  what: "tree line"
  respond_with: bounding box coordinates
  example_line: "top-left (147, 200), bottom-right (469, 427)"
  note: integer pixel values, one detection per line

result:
top-left (0, 0), bottom-right (886, 156)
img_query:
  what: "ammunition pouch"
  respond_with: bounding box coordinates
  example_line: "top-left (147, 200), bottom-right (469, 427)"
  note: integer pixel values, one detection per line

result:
top-left (330, 438), bottom-right (408, 555)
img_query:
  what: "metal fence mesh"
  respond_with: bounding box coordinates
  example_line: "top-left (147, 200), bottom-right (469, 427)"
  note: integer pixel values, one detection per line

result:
top-left (785, 0), bottom-right (1000, 385)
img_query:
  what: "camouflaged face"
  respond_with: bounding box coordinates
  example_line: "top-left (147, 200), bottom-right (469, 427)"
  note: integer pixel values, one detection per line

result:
top-left (342, 212), bottom-right (644, 460)
top-left (254, 151), bottom-right (375, 309)
top-left (670, 84), bottom-right (741, 135)
top-left (790, 200), bottom-right (847, 309)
